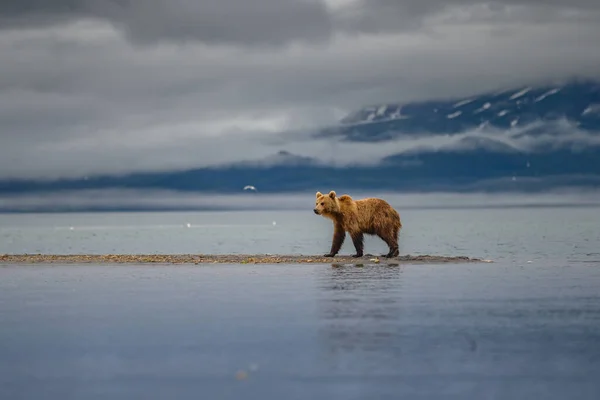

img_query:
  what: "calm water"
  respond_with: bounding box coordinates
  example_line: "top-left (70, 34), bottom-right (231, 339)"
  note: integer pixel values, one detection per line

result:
top-left (1, 206), bottom-right (600, 399)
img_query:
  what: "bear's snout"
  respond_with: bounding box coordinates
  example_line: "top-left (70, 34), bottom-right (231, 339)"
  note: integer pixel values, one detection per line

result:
top-left (313, 208), bottom-right (319, 214)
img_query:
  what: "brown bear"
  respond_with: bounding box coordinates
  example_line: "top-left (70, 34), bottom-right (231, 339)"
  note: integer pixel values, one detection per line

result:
top-left (313, 190), bottom-right (402, 258)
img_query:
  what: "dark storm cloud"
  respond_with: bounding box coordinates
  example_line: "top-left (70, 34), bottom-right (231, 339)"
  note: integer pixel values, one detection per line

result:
top-left (1, 1), bottom-right (600, 47)
top-left (0, 0), bottom-right (334, 47)
top-left (0, 1), bottom-right (88, 27)
top-left (1, 0), bottom-right (600, 179)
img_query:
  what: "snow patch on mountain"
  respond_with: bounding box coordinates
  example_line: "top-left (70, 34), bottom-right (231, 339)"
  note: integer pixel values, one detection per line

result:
top-left (474, 102), bottom-right (491, 113)
top-left (389, 106), bottom-right (410, 120)
top-left (376, 105), bottom-right (387, 116)
top-left (509, 87), bottom-right (532, 100)
top-left (535, 88), bottom-right (560, 102)
top-left (453, 98), bottom-right (474, 108)
top-left (583, 104), bottom-right (600, 115)
top-left (339, 104), bottom-right (410, 125)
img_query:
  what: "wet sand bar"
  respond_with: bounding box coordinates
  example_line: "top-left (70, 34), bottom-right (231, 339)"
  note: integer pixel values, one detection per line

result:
top-left (1, 253), bottom-right (489, 265)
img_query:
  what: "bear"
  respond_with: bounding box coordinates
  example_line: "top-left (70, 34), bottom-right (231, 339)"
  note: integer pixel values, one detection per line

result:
top-left (313, 190), bottom-right (402, 258)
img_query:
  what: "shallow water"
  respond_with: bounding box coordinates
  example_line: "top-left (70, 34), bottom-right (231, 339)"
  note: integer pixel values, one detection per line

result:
top-left (1, 262), bottom-right (599, 399)
top-left (1, 206), bottom-right (600, 399)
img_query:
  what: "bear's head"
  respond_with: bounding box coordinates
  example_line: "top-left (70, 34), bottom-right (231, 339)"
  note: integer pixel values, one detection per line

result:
top-left (314, 191), bottom-right (339, 216)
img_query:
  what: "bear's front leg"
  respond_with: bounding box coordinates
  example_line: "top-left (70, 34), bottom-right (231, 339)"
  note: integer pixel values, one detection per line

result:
top-left (324, 223), bottom-right (345, 257)
top-left (350, 232), bottom-right (364, 258)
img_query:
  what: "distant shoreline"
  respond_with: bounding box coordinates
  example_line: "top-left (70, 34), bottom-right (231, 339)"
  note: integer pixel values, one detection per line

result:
top-left (2, 202), bottom-right (600, 214)
top-left (0, 254), bottom-right (489, 265)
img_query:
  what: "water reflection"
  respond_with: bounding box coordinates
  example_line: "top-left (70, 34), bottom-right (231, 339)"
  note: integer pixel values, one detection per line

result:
top-left (316, 264), bottom-right (406, 373)
top-left (314, 261), bottom-right (600, 398)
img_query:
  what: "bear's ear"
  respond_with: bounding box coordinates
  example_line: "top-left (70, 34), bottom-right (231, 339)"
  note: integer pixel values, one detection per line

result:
top-left (316, 191), bottom-right (322, 198)
top-left (328, 191), bottom-right (336, 199)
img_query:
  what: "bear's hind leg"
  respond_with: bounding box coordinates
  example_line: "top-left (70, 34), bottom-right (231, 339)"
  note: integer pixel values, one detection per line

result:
top-left (378, 229), bottom-right (399, 258)
top-left (385, 246), bottom-right (400, 258)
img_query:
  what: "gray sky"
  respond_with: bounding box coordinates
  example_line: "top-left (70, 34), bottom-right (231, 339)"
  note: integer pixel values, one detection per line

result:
top-left (1, 0), bottom-right (600, 179)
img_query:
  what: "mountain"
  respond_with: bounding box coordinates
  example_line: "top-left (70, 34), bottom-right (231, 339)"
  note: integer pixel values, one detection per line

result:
top-left (315, 78), bottom-right (600, 142)
top-left (1, 78), bottom-right (600, 205)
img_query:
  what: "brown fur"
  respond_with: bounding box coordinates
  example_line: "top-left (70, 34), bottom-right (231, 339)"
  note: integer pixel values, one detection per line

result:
top-left (313, 190), bottom-right (402, 258)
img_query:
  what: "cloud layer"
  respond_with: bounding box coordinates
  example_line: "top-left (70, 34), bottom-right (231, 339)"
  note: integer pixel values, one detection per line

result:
top-left (1, 0), bottom-right (600, 179)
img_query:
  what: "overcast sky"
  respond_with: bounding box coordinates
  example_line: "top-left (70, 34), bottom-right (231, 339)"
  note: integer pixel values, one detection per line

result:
top-left (1, 0), bottom-right (600, 180)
